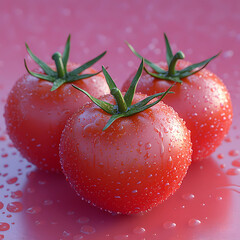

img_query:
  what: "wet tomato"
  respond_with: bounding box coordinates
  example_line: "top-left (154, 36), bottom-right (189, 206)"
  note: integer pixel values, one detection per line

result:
top-left (59, 61), bottom-right (192, 214)
top-left (123, 35), bottom-right (232, 161)
top-left (4, 36), bottom-right (109, 172)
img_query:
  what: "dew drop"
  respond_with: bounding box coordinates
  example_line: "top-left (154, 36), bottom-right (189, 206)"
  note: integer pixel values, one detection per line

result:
top-left (114, 234), bottom-right (129, 240)
top-left (6, 202), bottom-right (23, 213)
top-left (182, 193), bottom-right (195, 200)
top-left (10, 190), bottom-right (22, 199)
top-left (80, 225), bottom-right (96, 235)
top-left (26, 206), bottom-right (42, 214)
top-left (188, 218), bottom-right (201, 227)
top-left (145, 143), bottom-right (152, 150)
top-left (133, 226), bottom-right (146, 234)
top-left (226, 168), bottom-right (240, 176)
top-left (6, 177), bottom-right (18, 184)
top-left (232, 159), bottom-right (240, 167)
top-left (0, 222), bottom-right (10, 231)
top-left (163, 221), bottom-right (176, 229)
top-left (77, 217), bottom-right (90, 224)
top-left (229, 150), bottom-right (239, 157)
top-left (73, 234), bottom-right (83, 240)
top-left (0, 202), bottom-right (3, 210)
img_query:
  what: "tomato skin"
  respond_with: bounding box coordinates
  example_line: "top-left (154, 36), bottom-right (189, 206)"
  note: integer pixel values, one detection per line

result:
top-left (59, 93), bottom-right (192, 214)
top-left (4, 64), bottom-right (110, 172)
top-left (122, 60), bottom-right (233, 161)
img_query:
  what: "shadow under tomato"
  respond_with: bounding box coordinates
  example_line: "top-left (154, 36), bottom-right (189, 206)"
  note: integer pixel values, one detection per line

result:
top-left (21, 157), bottom-right (232, 240)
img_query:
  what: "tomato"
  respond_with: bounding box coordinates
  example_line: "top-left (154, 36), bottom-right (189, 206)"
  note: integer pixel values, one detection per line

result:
top-left (4, 36), bottom-right (109, 172)
top-left (59, 61), bottom-right (192, 214)
top-left (122, 35), bottom-right (233, 161)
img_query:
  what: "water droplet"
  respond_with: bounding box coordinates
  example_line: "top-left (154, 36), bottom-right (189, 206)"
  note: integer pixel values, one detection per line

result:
top-left (0, 202), bottom-right (3, 210)
top-left (6, 177), bottom-right (18, 184)
top-left (145, 143), bottom-right (152, 150)
top-left (43, 200), bottom-right (53, 206)
top-left (226, 168), bottom-right (240, 176)
top-left (73, 234), bottom-right (83, 240)
top-left (80, 225), bottom-right (96, 234)
top-left (6, 202), bottom-right (23, 213)
top-left (163, 221), bottom-right (176, 229)
top-left (114, 234), bottom-right (129, 240)
top-left (188, 218), bottom-right (201, 227)
top-left (232, 159), bottom-right (240, 167)
top-left (10, 190), bottom-right (22, 199)
top-left (229, 150), bottom-right (239, 157)
top-left (182, 193), bottom-right (195, 200)
top-left (0, 222), bottom-right (10, 231)
top-left (77, 217), bottom-right (89, 224)
top-left (26, 206), bottom-right (42, 214)
top-left (133, 226), bottom-right (146, 234)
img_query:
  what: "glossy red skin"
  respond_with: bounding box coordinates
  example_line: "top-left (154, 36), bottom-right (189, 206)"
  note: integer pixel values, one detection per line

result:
top-left (59, 93), bottom-right (192, 214)
top-left (4, 63), bottom-right (110, 172)
top-left (122, 60), bottom-right (233, 161)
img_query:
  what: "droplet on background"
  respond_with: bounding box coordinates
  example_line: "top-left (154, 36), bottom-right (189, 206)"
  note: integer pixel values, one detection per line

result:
top-left (10, 190), bottom-right (23, 199)
top-left (0, 222), bottom-right (10, 231)
top-left (6, 177), bottom-right (18, 184)
top-left (226, 168), bottom-right (240, 176)
top-left (6, 202), bottom-right (23, 213)
top-left (232, 159), bottom-right (240, 167)
top-left (188, 219), bottom-right (201, 227)
top-left (163, 221), bottom-right (177, 229)
top-left (133, 226), bottom-right (146, 234)
top-left (229, 150), bottom-right (239, 157)
top-left (80, 225), bottom-right (96, 235)
top-left (26, 206), bottom-right (42, 214)
top-left (182, 193), bottom-right (195, 200)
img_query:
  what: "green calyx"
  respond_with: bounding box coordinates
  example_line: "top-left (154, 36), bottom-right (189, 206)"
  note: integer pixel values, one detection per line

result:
top-left (24, 35), bottom-right (106, 91)
top-left (127, 33), bottom-right (220, 83)
top-left (72, 59), bottom-right (174, 131)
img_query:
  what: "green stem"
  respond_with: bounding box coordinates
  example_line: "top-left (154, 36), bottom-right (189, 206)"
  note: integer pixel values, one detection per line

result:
top-left (52, 52), bottom-right (66, 78)
top-left (167, 51), bottom-right (185, 76)
top-left (111, 88), bottom-right (128, 113)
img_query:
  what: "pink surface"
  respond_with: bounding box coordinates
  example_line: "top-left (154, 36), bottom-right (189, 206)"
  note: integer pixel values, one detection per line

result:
top-left (0, 0), bottom-right (240, 239)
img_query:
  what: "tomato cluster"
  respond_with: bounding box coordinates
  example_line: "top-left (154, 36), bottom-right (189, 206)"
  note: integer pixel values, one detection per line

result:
top-left (4, 34), bottom-right (232, 214)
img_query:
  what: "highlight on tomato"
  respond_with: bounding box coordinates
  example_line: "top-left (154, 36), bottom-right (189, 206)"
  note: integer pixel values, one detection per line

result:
top-left (59, 59), bottom-right (192, 214)
top-left (122, 34), bottom-right (233, 161)
top-left (4, 35), bottom-right (109, 172)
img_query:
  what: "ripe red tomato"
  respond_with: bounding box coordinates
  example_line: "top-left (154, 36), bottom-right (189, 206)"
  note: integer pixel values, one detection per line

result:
top-left (60, 94), bottom-right (192, 214)
top-left (123, 36), bottom-right (233, 161)
top-left (4, 36), bottom-right (109, 172)
top-left (59, 62), bottom-right (192, 214)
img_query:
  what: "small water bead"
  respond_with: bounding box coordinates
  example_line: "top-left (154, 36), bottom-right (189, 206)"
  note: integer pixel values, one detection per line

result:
top-left (10, 190), bottom-right (23, 199)
top-left (229, 150), bottom-right (239, 157)
top-left (6, 177), bottom-right (18, 184)
top-left (0, 222), bottom-right (10, 231)
top-left (6, 202), bottom-right (23, 213)
top-left (133, 226), bottom-right (146, 234)
top-left (77, 217), bottom-right (89, 224)
top-left (0, 202), bottom-right (3, 210)
top-left (80, 225), bottom-right (96, 235)
top-left (26, 206), bottom-right (42, 214)
top-left (43, 200), bottom-right (53, 206)
top-left (226, 168), bottom-right (240, 176)
top-left (145, 143), bottom-right (152, 150)
top-left (73, 234), bottom-right (83, 240)
top-left (232, 159), bottom-right (240, 167)
top-left (188, 218), bottom-right (201, 227)
top-left (163, 221), bottom-right (176, 229)
top-left (182, 193), bottom-right (195, 200)
top-left (114, 234), bottom-right (129, 240)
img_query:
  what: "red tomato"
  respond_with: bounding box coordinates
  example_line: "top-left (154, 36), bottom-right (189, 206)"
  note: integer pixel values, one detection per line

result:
top-left (4, 35), bottom-right (109, 172)
top-left (59, 93), bottom-right (192, 214)
top-left (122, 60), bottom-right (232, 160)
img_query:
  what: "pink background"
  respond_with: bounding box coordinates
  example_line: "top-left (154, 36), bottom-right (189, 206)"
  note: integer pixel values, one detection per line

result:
top-left (0, 0), bottom-right (240, 239)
